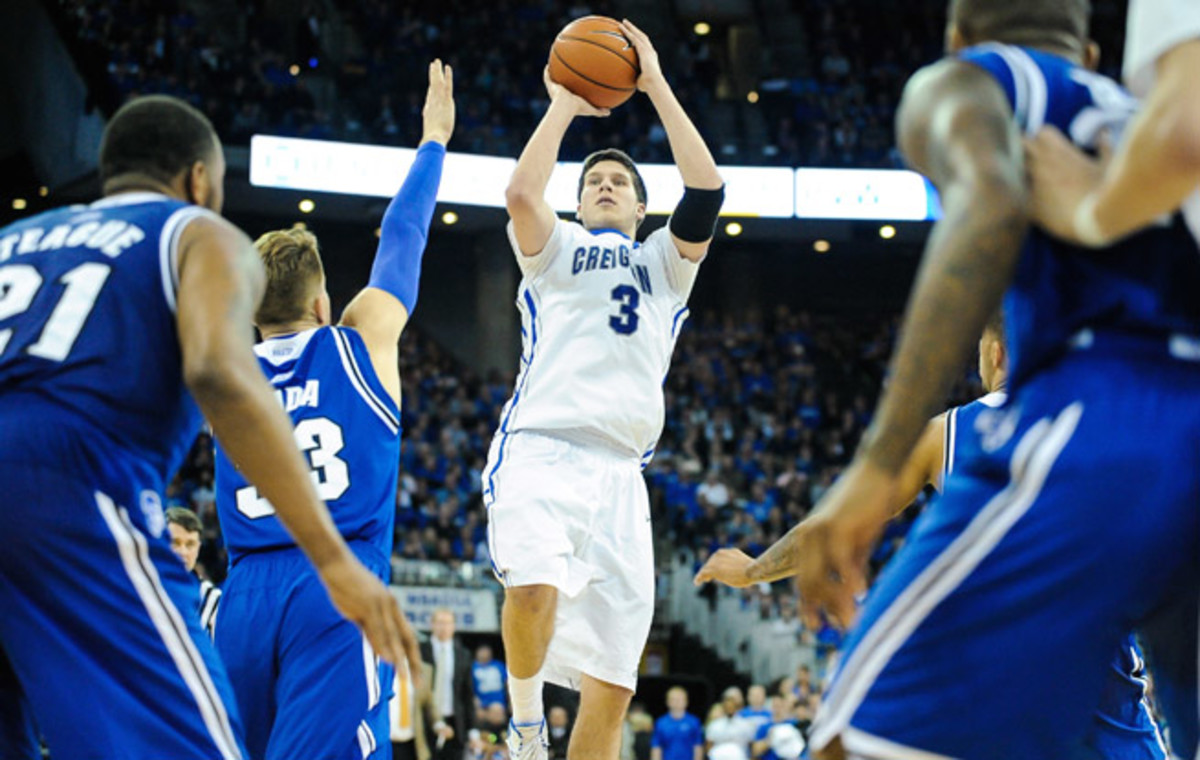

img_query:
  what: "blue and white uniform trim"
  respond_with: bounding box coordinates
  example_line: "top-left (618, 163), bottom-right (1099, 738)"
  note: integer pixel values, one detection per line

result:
top-left (330, 327), bottom-right (400, 435)
top-left (484, 286), bottom-right (542, 508)
top-left (356, 719), bottom-right (378, 758)
top-left (968, 43), bottom-right (1049, 133)
top-left (96, 491), bottom-right (243, 760)
top-left (941, 408), bottom-right (957, 490)
top-left (670, 306), bottom-right (690, 339)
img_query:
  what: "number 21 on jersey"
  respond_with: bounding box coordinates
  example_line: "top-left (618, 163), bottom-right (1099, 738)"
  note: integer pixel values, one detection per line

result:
top-left (0, 262), bottom-right (111, 359)
top-left (235, 416), bottom-right (350, 518)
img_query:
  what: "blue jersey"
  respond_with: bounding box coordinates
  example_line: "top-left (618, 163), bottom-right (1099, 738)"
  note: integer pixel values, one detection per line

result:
top-left (959, 44), bottom-right (1200, 388)
top-left (214, 325), bottom-right (400, 564)
top-left (945, 393), bottom-right (1166, 757)
top-left (0, 192), bottom-right (216, 497)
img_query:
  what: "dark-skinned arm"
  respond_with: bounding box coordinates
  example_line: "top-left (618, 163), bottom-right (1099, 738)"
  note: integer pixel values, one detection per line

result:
top-left (693, 413), bottom-right (946, 588)
top-left (859, 59), bottom-right (1028, 474)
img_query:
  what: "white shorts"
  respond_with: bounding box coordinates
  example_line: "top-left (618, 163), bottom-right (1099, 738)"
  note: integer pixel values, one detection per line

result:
top-left (484, 432), bottom-right (654, 692)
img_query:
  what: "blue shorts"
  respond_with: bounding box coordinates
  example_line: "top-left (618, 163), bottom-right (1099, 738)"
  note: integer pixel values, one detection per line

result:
top-left (811, 338), bottom-right (1200, 760)
top-left (0, 463), bottom-right (246, 760)
top-left (215, 544), bottom-right (393, 760)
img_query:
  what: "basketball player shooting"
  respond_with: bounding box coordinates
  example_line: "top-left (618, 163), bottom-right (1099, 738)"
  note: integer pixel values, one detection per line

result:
top-left (484, 18), bottom-right (724, 760)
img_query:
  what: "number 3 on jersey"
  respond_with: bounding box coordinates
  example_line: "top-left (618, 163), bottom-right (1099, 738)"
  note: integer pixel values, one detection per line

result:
top-left (235, 417), bottom-right (350, 518)
top-left (609, 284), bottom-right (640, 335)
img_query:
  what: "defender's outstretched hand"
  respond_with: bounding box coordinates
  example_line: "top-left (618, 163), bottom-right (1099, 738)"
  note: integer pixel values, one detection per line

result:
top-left (694, 548), bottom-right (756, 588)
top-left (619, 19), bottom-right (665, 93)
top-left (543, 65), bottom-right (611, 118)
top-left (421, 59), bottom-right (456, 147)
top-left (319, 555), bottom-right (423, 686)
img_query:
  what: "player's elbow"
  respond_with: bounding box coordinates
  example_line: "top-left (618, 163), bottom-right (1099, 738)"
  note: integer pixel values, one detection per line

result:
top-left (183, 351), bottom-right (249, 408)
top-left (1160, 101), bottom-right (1200, 173)
top-left (959, 168), bottom-right (1030, 227)
top-left (504, 182), bottom-right (542, 216)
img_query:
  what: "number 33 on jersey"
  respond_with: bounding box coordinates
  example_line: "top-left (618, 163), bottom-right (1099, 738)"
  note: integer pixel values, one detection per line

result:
top-left (214, 326), bottom-right (401, 563)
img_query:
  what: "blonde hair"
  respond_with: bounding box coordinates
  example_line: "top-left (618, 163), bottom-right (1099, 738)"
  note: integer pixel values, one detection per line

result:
top-left (253, 228), bottom-right (325, 326)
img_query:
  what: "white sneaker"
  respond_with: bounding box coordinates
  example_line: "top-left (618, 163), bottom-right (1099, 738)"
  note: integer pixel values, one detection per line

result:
top-left (506, 718), bottom-right (548, 760)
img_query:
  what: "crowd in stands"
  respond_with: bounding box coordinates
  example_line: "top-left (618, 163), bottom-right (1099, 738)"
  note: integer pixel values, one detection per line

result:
top-left (56, 0), bottom-right (1128, 169)
top-left (459, 648), bottom-right (828, 760)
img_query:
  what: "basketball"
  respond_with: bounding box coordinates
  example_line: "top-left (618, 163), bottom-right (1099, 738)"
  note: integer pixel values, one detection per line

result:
top-left (548, 16), bottom-right (640, 110)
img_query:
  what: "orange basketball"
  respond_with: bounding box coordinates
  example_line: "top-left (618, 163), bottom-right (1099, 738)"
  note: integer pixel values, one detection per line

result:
top-left (548, 16), bottom-right (640, 110)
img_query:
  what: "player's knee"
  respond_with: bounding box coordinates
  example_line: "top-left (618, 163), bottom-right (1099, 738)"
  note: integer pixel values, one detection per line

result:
top-left (504, 584), bottom-right (556, 618)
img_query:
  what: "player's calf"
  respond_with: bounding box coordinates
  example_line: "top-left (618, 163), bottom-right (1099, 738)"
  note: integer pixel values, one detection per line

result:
top-left (502, 584), bottom-right (558, 677)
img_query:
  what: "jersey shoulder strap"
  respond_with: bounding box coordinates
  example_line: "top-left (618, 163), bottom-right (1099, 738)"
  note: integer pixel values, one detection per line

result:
top-left (326, 326), bottom-right (400, 435)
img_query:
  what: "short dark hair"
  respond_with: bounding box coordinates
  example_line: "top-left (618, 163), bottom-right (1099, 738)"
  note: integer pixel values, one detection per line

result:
top-left (577, 148), bottom-right (648, 207)
top-left (99, 95), bottom-right (219, 188)
top-left (165, 506), bottom-right (203, 535)
top-left (950, 0), bottom-right (1090, 49)
top-left (983, 307), bottom-right (1006, 344)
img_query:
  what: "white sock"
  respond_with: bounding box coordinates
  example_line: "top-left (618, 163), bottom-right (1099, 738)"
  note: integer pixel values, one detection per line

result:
top-left (508, 671), bottom-right (544, 726)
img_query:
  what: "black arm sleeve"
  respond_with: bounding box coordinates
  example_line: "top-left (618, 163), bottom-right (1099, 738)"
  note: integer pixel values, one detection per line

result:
top-left (669, 185), bottom-right (726, 243)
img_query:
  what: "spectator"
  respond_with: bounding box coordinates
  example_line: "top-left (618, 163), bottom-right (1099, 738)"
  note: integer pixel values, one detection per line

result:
top-left (652, 687), bottom-right (704, 760)
top-left (792, 666), bottom-right (815, 704)
top-left (165, 506), bottom-right (221, 638)
top-left (749, 697), bottom-right (804, 760)
top-left (471, 644), bottom-right (507, 711)
top-left (737, 686), bottom-right (772, 734)
top-left (704, 687), bottom-right (753, 760)
top-left (547, 704), bottom-right (572, 760)
top-left (420, 608), bottom-right (474, 760)
top-left (626, 702), bottom-right (655, 760)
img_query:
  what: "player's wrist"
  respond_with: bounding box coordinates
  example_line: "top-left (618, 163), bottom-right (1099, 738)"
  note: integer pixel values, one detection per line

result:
top-left (306, 534), bottom-right (357, 573)
top-left (641, 75), bottom-right (670, 99)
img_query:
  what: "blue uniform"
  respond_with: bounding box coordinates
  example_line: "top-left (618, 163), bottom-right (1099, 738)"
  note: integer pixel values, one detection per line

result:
top-left (0, 193), bottom-right (246, 759)
top-left (214, 325), bottom-right (400, 760)
top-left (947, 395), bottom-right (1167, 759)
top-left (810, 46), bottom-right (1200, 760)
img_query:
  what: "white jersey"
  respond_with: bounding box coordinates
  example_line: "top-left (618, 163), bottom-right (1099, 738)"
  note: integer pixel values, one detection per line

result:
top-left (1124, 0), bottom-right (1200, 242)
top-left (1123, 0), bottom-right (1200, 98)
top-left (495, 219), bottom-right (701, 462)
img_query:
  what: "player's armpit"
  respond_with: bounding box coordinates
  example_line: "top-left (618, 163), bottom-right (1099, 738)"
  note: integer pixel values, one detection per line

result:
top-left (338, 287), bottom-right (404, 405)
top-left (669, 235), bottom-right (710, 263)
